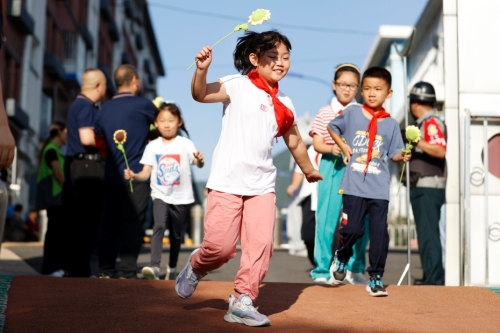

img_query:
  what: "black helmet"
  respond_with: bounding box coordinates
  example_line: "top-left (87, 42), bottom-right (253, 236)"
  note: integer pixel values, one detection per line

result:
top-left (409, 81), bottom-right (436, 104)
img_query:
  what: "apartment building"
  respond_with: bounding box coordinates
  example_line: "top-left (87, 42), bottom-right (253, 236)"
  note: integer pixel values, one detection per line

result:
top-left (1, 0), bottom-right (165, 208)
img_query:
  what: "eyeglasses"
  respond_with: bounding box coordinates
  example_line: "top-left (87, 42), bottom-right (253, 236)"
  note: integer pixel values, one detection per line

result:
top-left (335, 82), bottom-right (358, 91)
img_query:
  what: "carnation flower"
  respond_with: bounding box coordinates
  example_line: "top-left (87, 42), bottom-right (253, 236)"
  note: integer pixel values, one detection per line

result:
top-left (406, 125), bottom-right (421, 143)
top-left (397, 125), bottom-right (420, 194)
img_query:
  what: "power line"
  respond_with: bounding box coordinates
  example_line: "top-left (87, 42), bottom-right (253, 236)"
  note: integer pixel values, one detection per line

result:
top-left (166, 54), bottom-right (367, 71)
top-left (147, 3), bottom-right (375, 36)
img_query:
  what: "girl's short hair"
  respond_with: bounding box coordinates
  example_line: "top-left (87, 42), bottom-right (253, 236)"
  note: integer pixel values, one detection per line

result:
top-left (233, 30), bottom-right (292, 75)
top-left (334, 63), bottom-right (360, 82)
top-left (154, 103), bottom-right (190, 137)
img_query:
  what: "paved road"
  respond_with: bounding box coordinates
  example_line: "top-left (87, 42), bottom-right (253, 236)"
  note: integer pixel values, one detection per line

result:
top-left (2, 242), bottom-right (423, 285)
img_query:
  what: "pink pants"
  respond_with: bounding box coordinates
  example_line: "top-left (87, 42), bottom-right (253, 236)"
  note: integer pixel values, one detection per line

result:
top-left (191, 190), bottom-right (276, 301)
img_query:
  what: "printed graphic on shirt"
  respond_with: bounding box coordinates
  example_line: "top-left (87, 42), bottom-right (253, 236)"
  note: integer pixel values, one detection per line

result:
top-left (156, 154), bottom-right (181, 186)
top-left (350, 130), bottom-right (383, 175)
top-left (424, 118), bottom-right (446, 147)
top-left (259, 102), bottom-right (273, 114)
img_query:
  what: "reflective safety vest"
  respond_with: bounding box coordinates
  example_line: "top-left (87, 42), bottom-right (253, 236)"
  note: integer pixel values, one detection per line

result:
top-left (36, 141), bottom-right (65, 209)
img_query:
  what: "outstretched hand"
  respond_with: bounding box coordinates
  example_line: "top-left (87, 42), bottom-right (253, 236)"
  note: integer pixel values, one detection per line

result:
top-left (193, 151), bottom-right (204, 167)
top-left (305, 169), bottom-right (322, 183)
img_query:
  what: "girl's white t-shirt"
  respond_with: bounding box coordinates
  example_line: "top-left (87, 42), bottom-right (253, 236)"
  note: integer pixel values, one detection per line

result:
top-left (206, 74), bottom-right (297, 196)
top-left (140, 136), bottom-right (197, 205)
top-left (294, 145), bottom-right (321, 211)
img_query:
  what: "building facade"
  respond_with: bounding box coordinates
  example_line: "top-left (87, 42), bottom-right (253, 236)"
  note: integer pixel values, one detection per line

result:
top-left (1, 0), bottom-right (165, 210)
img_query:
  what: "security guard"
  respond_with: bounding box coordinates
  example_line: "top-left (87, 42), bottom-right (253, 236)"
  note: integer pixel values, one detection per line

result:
top-left (408, 81), bottom-right (446, 285)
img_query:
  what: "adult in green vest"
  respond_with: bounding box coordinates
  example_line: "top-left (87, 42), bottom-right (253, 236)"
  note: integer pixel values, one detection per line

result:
top-left (36, 121), bottom-right (67, 277)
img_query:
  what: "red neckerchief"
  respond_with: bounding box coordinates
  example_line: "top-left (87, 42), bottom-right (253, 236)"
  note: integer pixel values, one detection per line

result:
top-left (363, 104), bottom-right (390, 174)
top-left (247, 69), bottom-right (294, 137)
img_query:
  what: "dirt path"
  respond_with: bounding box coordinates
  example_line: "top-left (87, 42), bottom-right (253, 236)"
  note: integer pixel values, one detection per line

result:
top-left (5, 276), bottom-right (500, 332)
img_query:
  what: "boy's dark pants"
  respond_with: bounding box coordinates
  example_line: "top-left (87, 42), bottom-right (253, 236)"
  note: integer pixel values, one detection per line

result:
top-left (337, 194), bottom-right (389, 277)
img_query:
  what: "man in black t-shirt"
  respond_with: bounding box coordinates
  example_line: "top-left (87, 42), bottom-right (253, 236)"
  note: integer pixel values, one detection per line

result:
top-left (63, 69), bottom-right (107, 277)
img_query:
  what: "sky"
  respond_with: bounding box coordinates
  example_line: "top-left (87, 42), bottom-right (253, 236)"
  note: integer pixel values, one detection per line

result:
top-left (148, 0), bottom-right (428, 182)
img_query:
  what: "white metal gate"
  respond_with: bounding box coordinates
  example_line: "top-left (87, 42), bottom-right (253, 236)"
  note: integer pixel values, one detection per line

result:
top-left (461, 109), bottom-right (500, 286)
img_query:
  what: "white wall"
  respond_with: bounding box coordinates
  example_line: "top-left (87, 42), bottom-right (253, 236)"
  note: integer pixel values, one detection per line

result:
top-left (443, 0), bottom-right (500, 286)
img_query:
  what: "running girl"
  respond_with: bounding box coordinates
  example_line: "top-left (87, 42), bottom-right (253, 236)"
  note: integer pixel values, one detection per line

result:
top-left (175, 30), bottom-right (322, 327)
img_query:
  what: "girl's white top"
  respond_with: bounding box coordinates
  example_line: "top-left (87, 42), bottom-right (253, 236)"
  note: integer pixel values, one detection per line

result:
top-left (140, 136), bottom-right (197, 205)
top-left (206, 74), bottom-right (297, 196)
top-left (294, 145), bottom-right (321, 211)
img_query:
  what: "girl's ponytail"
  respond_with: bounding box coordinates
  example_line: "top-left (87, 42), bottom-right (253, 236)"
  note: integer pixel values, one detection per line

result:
top-left (233, 31), bottom-right (259, 74)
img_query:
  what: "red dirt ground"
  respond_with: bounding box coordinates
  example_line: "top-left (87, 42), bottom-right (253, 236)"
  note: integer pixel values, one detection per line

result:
top-left (5, 276), bottom-right (500, 332)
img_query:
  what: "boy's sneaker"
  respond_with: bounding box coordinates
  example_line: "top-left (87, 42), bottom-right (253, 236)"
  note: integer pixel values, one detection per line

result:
top-left (165, 266), bottom-right (177, 280)
top-left (346, 270), bottom-right (369, 284)
top-left (175, 248), bottom-right (206, 298)
top-left (329, 254), bottom-right (348, 284)
top-left (366, 275), bottom-right (388, 297)
top-left (224, 294), bottom-right (270, 327)
top-left (142, 266), bottom-right (160, 280)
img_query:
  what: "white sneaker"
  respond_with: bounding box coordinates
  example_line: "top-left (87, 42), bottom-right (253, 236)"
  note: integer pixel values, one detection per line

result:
top-left (165, 266), bottom-right (177, 280)
top-left (345, 270), bottom-right (368, 284)
top-left (289, 248), bottom-right (308, 257)
top-left (49, 269), bottom-right (65, 277)
top-left (142, 266), bottom-right (160, 280)
top-left (224, 294), bottom-right (270, 327)
top-left (313, 277), bottom-right (329, 284)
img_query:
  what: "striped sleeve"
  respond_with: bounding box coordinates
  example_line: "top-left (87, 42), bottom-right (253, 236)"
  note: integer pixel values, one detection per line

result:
top-left (309, 106), bottom-right (337, 145)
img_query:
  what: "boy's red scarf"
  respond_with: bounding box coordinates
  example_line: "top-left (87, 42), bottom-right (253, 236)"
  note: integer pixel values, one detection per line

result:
top-left (363, 104), bottom-right (390, 173)
top-left (247, 69), bottom-right (294, 137)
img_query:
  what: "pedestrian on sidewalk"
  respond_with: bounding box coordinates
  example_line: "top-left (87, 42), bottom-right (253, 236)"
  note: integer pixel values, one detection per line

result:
top-left (63, 69), bottom-right (107, 277)
top-left (24, 209), bottom-right (39, 242)
top-left (4, 204), bottom-right (25, 242)
top-left (328, 67), bottom-right (411, 297)
top-left (175, 30), bottom-right (322, 327)
top-left (36, 121), bottom-right (67, 277)
top-left (124, 99), bottom-right (204, 281)
top-left (309, 64), bottom-right (369, 285)
top-left (95, 65), bottom-right (155, 279)
top-left (286, 144), bottom-right (321, 267)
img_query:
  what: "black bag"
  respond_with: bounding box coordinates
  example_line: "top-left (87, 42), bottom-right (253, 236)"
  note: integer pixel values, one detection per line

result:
top-left (70, 159), bottom-right (105, 190)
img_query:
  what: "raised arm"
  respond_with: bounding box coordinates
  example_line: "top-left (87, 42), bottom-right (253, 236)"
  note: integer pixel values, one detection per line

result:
top-left (191, 46), bottom-right (229, 103)
top-left (283, 125), bottom-right (322, 183)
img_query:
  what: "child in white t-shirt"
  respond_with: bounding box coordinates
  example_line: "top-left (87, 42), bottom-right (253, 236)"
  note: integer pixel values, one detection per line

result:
top-left (124, 100), bottom-right (204, 280)
top-left (175, 30), bottom-right (322, 327)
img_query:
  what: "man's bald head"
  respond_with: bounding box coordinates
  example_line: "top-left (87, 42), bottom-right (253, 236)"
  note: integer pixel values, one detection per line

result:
top-left (81, 69), bottom-right (106, 92)
top-left (114, 65), bottom-right (139, 89)
top-left (80, 68), bottom-right (106, 103)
